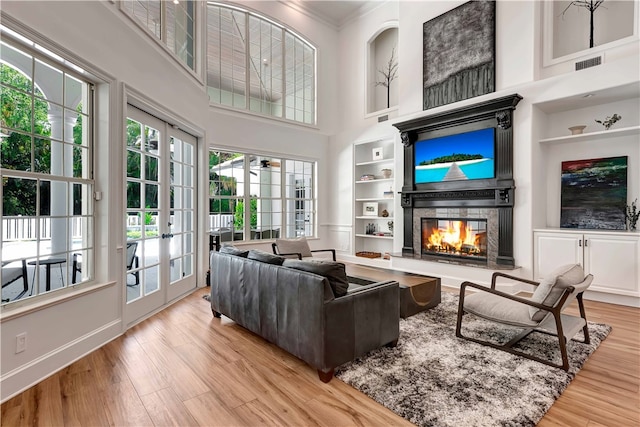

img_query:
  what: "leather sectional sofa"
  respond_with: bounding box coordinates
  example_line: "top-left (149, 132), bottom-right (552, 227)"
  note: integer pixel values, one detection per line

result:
top-left (209, 249), bottom-right (400, 382)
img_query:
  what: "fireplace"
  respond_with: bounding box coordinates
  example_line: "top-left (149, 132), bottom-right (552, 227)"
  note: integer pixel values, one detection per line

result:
top-left (422, 217), bottom-right (488, 262)
top-left (394, 94), bottom-right (522, 268)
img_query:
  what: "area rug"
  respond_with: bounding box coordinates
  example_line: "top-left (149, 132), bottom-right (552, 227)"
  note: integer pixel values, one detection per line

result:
top-left (336, 292), bottom-right (611, 427)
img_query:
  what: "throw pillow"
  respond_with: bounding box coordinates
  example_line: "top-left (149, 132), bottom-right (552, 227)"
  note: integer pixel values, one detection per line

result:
top-left (247, 249), bottom-right (285, 265)
top-left (275, 237), bottom-right (313, 258)
top-left (283, 259), bottom-right (349, 297)
top-left (220, 245), bottom-right (249, 258)
top-left (529, 263), bottom-right (585, 321)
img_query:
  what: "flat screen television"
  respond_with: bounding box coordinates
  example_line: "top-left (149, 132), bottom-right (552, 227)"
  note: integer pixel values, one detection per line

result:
top-left (414, 127), bottom-right (495, 184)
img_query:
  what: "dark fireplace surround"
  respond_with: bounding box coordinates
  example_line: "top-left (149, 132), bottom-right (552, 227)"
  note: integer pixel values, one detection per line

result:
top-left (393, 94), bottom-right (522, 267)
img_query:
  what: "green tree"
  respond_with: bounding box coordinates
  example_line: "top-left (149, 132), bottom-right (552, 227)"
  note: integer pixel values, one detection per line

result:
top-left (1, 64), bottom-right (51, 216)
top-left (234, 198), bottom-right (257, 230)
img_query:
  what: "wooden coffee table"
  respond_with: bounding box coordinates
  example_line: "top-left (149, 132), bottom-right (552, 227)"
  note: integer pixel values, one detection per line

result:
top-left (345, 263), bottom-right (441, 318)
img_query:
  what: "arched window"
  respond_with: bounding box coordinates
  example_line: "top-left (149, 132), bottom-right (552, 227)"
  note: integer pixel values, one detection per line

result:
top-left (207, 3), bottom-right (316, 125)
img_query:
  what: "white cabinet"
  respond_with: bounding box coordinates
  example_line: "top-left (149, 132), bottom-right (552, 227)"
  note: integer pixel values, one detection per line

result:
top-left (534, 230), bottom-right (640, 301)
top-left (353, 138), bottom-right (396, 265)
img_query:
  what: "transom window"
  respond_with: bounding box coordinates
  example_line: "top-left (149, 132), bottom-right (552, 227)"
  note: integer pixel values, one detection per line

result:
top-left (121, 0), bottom-right (196, 71)
top-left (209, 150), bottom-right (315, 243)
top-left (206, 3), bottom-right (316, 125)
top-left (1, 30), bottom-right (94, 305)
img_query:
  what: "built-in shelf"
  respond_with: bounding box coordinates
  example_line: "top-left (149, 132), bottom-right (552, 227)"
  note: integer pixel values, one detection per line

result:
top-left (353, 137), bottom-right (397, 262)
top-left (355, 158), bottom-right (394, 166)
top-left (355, 234), bottom-right (394, 240)
top-left (356, 178), bottom-right (393, 184)
top-left (355, 216), bottom-right (394, 220)
top-left (539, 125), bottom-right (640, 144)
top-left (355, 197), bottom-right (395, 202)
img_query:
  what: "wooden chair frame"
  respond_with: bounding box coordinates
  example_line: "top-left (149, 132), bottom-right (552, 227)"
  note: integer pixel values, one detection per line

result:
top-left (271, 242), bottom-right (336, 261)
top-left (455, 272), bottom-right (591, 371)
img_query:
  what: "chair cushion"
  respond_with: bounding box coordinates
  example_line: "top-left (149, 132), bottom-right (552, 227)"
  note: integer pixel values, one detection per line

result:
top-left (1, 265), bottom-right (23, 286)
top-left (275, 237), bottom-right (313, 258)
top-left (283, 259), bottom-right (349, 297)
top-left (529, 264), bottom-right (585, 321)
top-left (464, 292), bottom-right (539, 327)
top-left (247, 249), bottom-right (285, 265)
top-left (220, 245), bottom-right (249, 258)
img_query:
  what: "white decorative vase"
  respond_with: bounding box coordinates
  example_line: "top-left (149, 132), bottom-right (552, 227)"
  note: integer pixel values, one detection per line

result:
top-left (381, 168), bottom-right (392, 179)
top-left (568, 125), bottom-right (586, 135)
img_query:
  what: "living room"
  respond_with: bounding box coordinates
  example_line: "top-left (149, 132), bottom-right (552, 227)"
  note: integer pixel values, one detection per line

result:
top-left (1, 0), bottom-right (639, 425)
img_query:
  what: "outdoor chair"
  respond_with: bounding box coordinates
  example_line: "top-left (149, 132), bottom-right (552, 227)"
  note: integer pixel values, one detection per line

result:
top-left (456, 264), bottom-right (593, 371)
top-left (72, 253), bottom-right (82, 284)
top-left (126, 242), bottom-right (140, 286)
top-left (71, 243), bottom-right (139, 286)
top-left (272, 236), bottom-right (336, 261)
top-left (1, 259), bottom-right (29, 302)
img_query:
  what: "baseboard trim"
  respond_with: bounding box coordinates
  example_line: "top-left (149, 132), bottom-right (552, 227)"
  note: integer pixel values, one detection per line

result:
top-left (0, 320), bottom-right (122, 403)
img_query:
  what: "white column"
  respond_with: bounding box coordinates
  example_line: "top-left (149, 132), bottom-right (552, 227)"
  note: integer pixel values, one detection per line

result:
top-left (48, 106), bottom-right (78, 255)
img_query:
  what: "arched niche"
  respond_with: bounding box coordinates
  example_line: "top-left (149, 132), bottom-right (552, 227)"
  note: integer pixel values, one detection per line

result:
top-left (366, 24), bottom-right (398, 115)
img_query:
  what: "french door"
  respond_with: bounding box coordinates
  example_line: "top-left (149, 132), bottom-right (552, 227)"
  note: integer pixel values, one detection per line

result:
top-left (124, 105), bottom-right (197, 325)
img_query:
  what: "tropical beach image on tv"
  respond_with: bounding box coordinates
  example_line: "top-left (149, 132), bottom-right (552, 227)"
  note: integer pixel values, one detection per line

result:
top-left (415, 127), bottom-right (495, 184)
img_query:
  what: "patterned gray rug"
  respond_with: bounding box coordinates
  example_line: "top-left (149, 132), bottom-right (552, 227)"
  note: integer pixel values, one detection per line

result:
top-left (336, 292), bottom-right (611, 427)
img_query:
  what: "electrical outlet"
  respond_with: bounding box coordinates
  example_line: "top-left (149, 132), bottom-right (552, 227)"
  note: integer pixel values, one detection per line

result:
top-left (16, 333), bottom-right (27, 353)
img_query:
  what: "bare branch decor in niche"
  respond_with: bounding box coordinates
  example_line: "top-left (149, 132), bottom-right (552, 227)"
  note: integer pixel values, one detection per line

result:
top-left (374, 47), bottom-right (398, 109)
top-left (560, 0), bottom-right (605, 48)
top-left (423, 0), bottom-right (495, 110)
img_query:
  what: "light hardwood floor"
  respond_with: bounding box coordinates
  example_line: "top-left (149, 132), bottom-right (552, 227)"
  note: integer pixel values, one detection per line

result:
top-left (2, 275), bottom-right (639, 426)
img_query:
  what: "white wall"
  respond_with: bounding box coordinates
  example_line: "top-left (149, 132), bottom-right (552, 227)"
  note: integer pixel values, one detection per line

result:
top-left (0, 0), bottom-right (339, 402)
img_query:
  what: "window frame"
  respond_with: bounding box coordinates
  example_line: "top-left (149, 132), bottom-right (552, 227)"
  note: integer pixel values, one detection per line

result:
top-left (119, 0), bottom-right (202, 82)
top-left (208, 149), bottom-right (317, 242)
top-left (0, 24), bottom-right (104, 311)
top-left (206, 2), bottom-right (317, 127)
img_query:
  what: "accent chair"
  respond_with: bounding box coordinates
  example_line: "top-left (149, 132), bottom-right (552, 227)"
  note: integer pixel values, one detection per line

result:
top-left (272, 236), bottom-right (336, 261)
top-left (456, 264), bottom-right (593, 371)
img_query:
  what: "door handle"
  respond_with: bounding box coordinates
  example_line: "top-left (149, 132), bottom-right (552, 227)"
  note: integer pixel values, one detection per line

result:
top-left (578, 240), bottom-right (582, 247)
top-left (162, 233), bottom-right (174, 239)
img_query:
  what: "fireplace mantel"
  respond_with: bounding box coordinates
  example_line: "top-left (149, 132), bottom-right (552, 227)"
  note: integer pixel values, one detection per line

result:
top-left (393, 94), bottom-right (522, 266)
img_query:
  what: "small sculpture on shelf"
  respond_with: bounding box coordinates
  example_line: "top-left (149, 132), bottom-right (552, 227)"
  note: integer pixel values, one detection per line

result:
top-left (381, 209), bottom-right (389, 217)
top-left (625, 199), bottom-right (639, 231)
top-left (595, 113), bottom-right (621, 130)
top-left (387, 221), bottom-right (394, 235)
top-left (366, 223), bottom-right (377, 235)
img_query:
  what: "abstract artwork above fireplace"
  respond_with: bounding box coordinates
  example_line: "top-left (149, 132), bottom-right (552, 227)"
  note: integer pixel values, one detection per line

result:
top-left (561, 156), bottom-right (628, 230)
top-left (423, 0), bottom-right (496, 110)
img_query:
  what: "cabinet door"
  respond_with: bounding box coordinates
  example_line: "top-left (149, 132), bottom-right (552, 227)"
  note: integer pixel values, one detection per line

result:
top-left (534, 232), bottom-right (583, 279)
top-left (584, 234), bottom-right (640, 295)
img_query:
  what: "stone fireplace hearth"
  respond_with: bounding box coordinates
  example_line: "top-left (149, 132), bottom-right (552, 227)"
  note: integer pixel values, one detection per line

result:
top-left (393, 94), bottom-right (522, 268)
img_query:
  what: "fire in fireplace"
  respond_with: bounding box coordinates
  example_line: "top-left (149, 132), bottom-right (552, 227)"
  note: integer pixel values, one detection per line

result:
top-left (421, 217), bottom-right (488, 261)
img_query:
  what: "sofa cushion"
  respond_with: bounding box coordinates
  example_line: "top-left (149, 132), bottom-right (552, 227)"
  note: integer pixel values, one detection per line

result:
top-left (247, 249), bottom-right (285, 265)
top-left (275, 237), bottom-right (313, 258)
top-left (283, 259), bottom-right (349, 297)
top-left (220, 245), bottom-right (249, 258)
top-left (529, 263), bottom-right (585, 321)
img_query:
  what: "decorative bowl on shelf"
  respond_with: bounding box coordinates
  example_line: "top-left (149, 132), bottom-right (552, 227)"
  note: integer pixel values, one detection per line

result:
top-left (568, 125), bottom-right (586, 135)
top-left (360, 174), bottom-right (375, 181)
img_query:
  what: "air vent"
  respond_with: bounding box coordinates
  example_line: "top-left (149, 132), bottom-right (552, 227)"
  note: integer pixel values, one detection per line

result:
top-left (378, 115), bottom-right (389, 123)
top-left (575, 56), bottom-right (602, 71)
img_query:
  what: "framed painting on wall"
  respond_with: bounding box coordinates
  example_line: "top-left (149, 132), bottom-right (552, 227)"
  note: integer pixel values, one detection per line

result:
top-left (560, 156), bottom-right (628, 230)
top-left (423, 0), bottom-right (496, 110)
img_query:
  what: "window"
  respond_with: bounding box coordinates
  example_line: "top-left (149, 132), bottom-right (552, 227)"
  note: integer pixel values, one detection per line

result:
top-left (209, 150), bottom-right (315, 242)
top-left (207, 3), bottom-right (316, 125)
top-left (121, 0), bottom-right (196, 71)
top-left (1, 30), bottom-right (94, 305)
